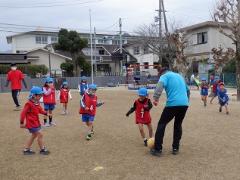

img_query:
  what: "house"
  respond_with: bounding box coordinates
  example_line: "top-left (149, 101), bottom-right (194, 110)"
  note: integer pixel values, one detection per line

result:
top-left (181, 21), bottom-right (235, 74)
top-left (0, 48), bottom-right (72, 75)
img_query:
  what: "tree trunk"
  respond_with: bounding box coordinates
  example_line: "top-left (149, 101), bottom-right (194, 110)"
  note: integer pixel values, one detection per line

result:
top-left (236, 42), bottom-right (240, 101)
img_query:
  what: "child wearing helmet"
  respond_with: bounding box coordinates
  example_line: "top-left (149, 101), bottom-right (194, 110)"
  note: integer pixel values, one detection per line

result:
top-left (78, 76), bottom-right (88, 96)
top-left (79, 84), bottom-right (104, 140)
top-left (217, 83), bottom-right (229, 114)
top-left (58, 81), bottom-right (72, 115)
top-left (20, 86), bottom-right (50, 155)
top-left (42, 77), bottom-right (56, 127)
top-left (200, 77), bottom-right (209, 107)
top-left (126, 87), bottom-right (153, 146)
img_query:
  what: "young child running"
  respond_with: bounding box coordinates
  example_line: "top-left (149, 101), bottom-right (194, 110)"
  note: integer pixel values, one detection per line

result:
top-left (59, 81), bottom-right (72, 115)
top-left (79, 84), bottom-right (104, 140)
top-left (79, 76), bottom-right (88, 96)
top-left (218, 82), bottom-right (229, 115)
top-left (20, 86), bottom-right (50, 155)
top-left (43, 77), bottom-right (56, 127)
top-left (126, 87), bottom-right (153, 146)
top-left (200, 78), bottom-right (209, 107)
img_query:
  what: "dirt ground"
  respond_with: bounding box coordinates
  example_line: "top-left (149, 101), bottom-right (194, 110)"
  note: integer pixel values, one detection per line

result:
top-left (0, 87), bottom-right (240, 180)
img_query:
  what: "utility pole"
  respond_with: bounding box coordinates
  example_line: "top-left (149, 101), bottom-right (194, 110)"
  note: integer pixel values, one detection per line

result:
top-left (89, 9), bottom-right (94, 83)
top-left (94, 27), bottom-right (97, 76)
top-left (119, 18), bottom-right (123, 75)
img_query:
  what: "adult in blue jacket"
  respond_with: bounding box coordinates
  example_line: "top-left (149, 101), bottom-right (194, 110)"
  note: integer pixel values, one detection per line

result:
top-left (151, 67), bottom-right (190, 156)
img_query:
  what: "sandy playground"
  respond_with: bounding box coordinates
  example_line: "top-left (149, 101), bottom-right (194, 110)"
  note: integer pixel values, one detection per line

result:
top-left (0, 87), bottom-right (240, 180)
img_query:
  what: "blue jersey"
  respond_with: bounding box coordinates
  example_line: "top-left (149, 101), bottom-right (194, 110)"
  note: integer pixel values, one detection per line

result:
top-left (79, 83), bottom-right (88, 95)
top-left (218, 89), bottom-right (229, 105)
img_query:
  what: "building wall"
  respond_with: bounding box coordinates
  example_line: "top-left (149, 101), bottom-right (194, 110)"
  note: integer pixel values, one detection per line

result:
top-left (27, 50), bottom-right (67, 74)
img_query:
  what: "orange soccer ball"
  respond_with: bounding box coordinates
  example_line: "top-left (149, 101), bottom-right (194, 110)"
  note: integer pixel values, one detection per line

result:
top-left (147, 138), bottom-right (155, 149)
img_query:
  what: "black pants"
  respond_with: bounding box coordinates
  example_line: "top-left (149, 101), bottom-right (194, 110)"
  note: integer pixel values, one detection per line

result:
top-left (12, 90), bottom-right (20, 107)
top-left (155, 106), bottom-right (188, 150)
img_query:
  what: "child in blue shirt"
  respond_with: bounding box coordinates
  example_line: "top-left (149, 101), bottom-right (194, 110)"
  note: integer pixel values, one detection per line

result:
top-left (217, 82), bottom-right (229, 115)
top-left (200, 78), bottom-right (209, 107)
top-left (78, 76), bottom-right (88, 96)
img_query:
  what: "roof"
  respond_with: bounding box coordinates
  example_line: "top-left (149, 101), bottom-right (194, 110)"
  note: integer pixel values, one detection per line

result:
top-left (0, 53), bottom-right (28, 63)
top-left (181, 21), bottom-right (229, 32)
top-left (27, 48), bottom-right (72, 60)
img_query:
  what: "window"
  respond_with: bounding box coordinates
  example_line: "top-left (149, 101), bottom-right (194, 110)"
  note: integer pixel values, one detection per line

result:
top-left (35, 36), bottom-right (48, 44)
top-left (153, 62), bottom-right (159, 69)
top-left (143, 46), bottom-right (149, 54)
top-left (133, 46), bottom-right (140, 55)
top-left (51, 36), bottom-right (58, 43)
top-left (197, 32), bottom-right (208, 44)
top-left (144, 62), bottom-right (149, 69)
top-left (98, 39), bottom-right (104, 44)
top-left (99, 49), bottom-right (105, 55)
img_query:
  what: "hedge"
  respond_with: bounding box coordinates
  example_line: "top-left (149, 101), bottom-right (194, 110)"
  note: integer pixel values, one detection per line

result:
top-left (0, 64), bottom-right (48, 77)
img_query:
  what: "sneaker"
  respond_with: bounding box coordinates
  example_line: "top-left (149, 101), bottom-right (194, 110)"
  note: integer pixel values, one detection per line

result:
top-left (150, 148), bottom-right (162, 157)
top-left (61, 111), bottom-right (66, 115)
top-left (219, 107), bottom-right (222, 112)
top-left (14, 106), bottom-right (21, 111)
top-left (86, 134), bottom-right (92, 141)
top-left (43, 123), bottom-right (50, 127)
top-left (49, 122), bottom-right (56, 126)
top-left (144, 139), bottom-right (148, 147)
top-left (40, 148), bottom-right (50, 155)
top-left (90, 130), bottom-right (94, 135)
top-left (23, 149), bottom-right (35, 155)
top-left (172, 148), bottom-right (179, 155)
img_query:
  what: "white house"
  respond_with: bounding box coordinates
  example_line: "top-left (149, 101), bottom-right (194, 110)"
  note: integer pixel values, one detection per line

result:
top-left (181, 21), bottom-right (235, 74)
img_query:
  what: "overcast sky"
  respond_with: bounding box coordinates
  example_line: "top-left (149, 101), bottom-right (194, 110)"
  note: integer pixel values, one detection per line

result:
top-left (0, 0), bottom-right (216, 52)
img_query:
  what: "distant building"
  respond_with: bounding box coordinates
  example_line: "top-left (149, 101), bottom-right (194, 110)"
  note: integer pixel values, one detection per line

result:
top-left (181, 21), bottom-right (235, 74)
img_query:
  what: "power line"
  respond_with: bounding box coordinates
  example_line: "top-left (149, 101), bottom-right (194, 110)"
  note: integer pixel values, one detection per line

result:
top-left (0, 0), bottom-right (103, 8)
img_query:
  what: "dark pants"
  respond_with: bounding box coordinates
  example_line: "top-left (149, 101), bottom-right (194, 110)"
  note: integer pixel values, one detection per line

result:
top-left (12, 90), bottom-right (20, 107)
top-left (155, 106), bottom-right (188, 150)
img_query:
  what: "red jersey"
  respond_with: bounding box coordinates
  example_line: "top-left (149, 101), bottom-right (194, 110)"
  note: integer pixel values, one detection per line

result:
top-left (20, 100), bottom-right (47, 129)
top-left (60, 88), bottom-right (69, 103)
top-left (43, 86), bottom-right (56, 104)
top-left (135, 99), bottom-right (151, 124)
top-left (7, 70), bottom-right (24, 90)
top-left (79, 93), bottom-right (97, 116)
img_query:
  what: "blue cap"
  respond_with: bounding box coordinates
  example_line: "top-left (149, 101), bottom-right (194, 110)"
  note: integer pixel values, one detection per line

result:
top-left (30, 86), bottom-right (43, 95)
top-left (81, 76), bottom-right (87, 80)
top-left (89, 84), bottom-right (97, 90)
top-left (201, 77), bottom-right (206, 81)
top-left (138, 87), bottom-right (148, 96)
top-left (214, 76), bottom-right (220, 80)
top-left (62, 81), bottom-right (68, 85)
top-left (45, 77), bottom-right (54, 83)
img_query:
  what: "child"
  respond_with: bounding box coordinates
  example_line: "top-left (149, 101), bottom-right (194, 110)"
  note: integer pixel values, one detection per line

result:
top-left (210, 77), bottom-right (222, 104)
top-left (59, 81), bottom-right (72, 115)
top-left (126, 87), bottom-right (153, 146)
top-left (79, 84), bottom-right (104, 140)
top-left (200, 78), bottom-right (209, 107)
top-left (218, 82), bottom-right (229, 115)
top-left (79, 76), bottom-right (88, 96)
top-left (43, 77), bottom-right (56, 127)
top-left (20, 86), bottom-right (50, 155)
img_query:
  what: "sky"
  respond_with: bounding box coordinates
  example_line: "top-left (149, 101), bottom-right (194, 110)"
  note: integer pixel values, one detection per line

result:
top-left (0, 0), bottom-right (216, 52)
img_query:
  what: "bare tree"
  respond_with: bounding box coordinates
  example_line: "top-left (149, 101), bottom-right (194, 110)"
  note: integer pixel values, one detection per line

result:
top-left (212, 47), bottom-right (235, 74)
top-left (213, 0), bottom-right (240, 100)
top-left (167, 30), bottom-right (191, 77)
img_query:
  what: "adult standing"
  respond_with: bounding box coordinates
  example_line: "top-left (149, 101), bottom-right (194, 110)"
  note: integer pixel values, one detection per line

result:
top-left (151, 67), bottom-right (190, 156)
top-left (5, 63), bottom-right (27, 111)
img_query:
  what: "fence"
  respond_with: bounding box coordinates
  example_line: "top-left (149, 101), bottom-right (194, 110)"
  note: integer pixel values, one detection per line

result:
top-left (0, 75), bottom-right (159, 92)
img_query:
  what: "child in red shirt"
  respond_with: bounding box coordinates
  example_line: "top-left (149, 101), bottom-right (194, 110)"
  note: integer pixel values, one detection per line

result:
top-left (79, 84), bottom-right (104, 140)
top-left (58, 81), bottom-right (72, 115)
top-left (43, 77), bottom-right (56, 127)
top-left (20, 86), bottom-right (50, 155)
top-left (126, 87), bottom-right (153, 146)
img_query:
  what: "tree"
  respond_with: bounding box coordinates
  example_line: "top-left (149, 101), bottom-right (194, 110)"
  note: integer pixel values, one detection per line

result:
top-left (167, 30), bottom-right (191, 77)
top-left (55, 29), bottom-right (88, 76)
top-left (213, 0), bottom-right (240, 100)
top-left (134, 23), bottom-right (172, 67)
top-left (60, 62), bottom-right (74, 76)
top-left (212, 47), bottom-right (235, 74)
top-left (76, 56), bottom-right (91, 75)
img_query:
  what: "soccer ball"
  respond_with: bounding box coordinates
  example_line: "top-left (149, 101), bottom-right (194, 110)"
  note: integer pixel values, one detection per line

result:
top-left (147, 138), bottom-right (155, 149)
